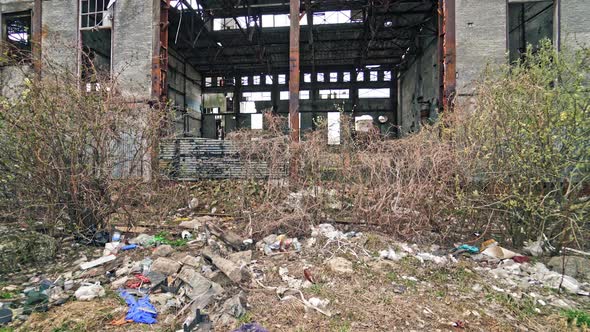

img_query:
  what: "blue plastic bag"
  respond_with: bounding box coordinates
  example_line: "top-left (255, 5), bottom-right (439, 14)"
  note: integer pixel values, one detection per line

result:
top-left (119, 290), bottom-right (157, 324)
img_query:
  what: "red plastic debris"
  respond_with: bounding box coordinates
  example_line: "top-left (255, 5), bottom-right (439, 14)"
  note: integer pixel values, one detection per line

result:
top-left (512, 256), bottom-right (531, 263)
top-left (124, 274), bottom-right (151, 289)
top-left (303, 268), bottom-right (315, 284)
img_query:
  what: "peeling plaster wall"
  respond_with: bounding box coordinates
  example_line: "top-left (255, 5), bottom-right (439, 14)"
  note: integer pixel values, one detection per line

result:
top-left (112, 0), bottom-right (155, 100)
top-left (41, 0), bottom-right (78, 73)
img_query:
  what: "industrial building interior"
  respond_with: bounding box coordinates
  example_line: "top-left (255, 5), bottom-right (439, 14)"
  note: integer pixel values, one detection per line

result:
top-left (162, 0), bottom-right (445, 141)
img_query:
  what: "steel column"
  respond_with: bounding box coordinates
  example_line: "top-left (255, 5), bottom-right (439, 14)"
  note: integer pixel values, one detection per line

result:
top-left (440, 0), bottom-right (456, 112)
top-left (152, 0), bottom-right (170, 101)
top-left (288, 0), bottom-right (300, 142)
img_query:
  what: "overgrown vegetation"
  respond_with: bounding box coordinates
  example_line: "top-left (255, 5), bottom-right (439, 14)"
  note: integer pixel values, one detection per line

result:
top-left (229, 42), bottom-right (589, 250)
top-left (458, 41), bottom-right (590, 249)
top-left (0, 48), bottom-right (169, 237)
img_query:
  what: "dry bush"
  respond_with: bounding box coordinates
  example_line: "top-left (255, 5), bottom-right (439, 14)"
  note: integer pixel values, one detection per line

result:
top-left (0, 44), bottom-right (170, 238)
top-left (228, 112), bottom-right (471, 242)
top-left (228, 43), bottom-right (589, 250)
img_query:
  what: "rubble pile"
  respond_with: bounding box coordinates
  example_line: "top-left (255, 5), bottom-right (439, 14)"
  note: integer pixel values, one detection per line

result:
top-left (0, 216), bottom-right (258, 331)
top-left (1, 219), bottom-right (589, 331)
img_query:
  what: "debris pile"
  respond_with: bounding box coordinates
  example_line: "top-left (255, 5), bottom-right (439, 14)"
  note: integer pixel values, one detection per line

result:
top-left (0, 216), bottom-right (260, 330)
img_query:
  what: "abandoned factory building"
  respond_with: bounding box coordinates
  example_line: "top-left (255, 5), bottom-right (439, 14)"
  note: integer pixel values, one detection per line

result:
top-left (1, 0), bottom-right (589, 140)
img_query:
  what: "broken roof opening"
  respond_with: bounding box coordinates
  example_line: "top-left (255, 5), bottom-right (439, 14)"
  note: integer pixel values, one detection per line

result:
top-left (167, 0), bottom-right (437, 76)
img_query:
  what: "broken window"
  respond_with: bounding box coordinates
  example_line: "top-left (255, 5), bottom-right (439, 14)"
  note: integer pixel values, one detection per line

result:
top-left (253, 75), bottom-right (260, 85)
top-left (278, 74), bottom-right (286, 84)
top-left (319, 89), bottom-right (349, 99)
top-left (383, 71), bottom-right (392, 81)
top-left (205, 77), bottom-right (213, 87)
top-left (317, 73), bottom-right (324, 82)
top-left (265, 75), bottom-right (273, 85)
top-left (2, 11), bottom-right (32, 61)
top-left (241, 76), bottom-right (249, 86)
top-left (242, 91), bottom-right (271, 101)
top-left (343, 72), bottom-right (351, 82)
top-left (80, 0), bottom-right (111, 29)
top-left (280, 91), bottom-right (289, 100)
top-left (358, 88), bottom-right (390, 99)
top-left (508, 1), bottom-right (554, 63)
top-left (330, 72), bottom-right (338, 82)
top-left (280, 91), bottom-right (309, 100)
top-left (304, 73), bottom-right (311, 83)
top-left (80, 0), bottom-right (112, 87)
top-left (370, 71), bottom-right (379, 81)
top-left (356, 71), bottom-right (364, 82)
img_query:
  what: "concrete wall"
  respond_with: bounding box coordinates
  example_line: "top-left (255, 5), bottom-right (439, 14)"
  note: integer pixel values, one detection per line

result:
top-left (112, 0), bottom-right (155, 100)
top-left (561, 0), bottom-right (590, 48)
top-left (455, 0), bottom-right (507, 96)
top-left (41, 0), bottom-right (78, 73)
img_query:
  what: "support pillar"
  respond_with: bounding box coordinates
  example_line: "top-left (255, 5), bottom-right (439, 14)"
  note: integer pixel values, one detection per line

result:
top-left (288, 0), bottom-right (300, 142)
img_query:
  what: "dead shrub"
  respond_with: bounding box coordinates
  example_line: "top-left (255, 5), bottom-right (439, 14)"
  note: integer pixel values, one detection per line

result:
top-left (0, 46), bottom-right (170, 237)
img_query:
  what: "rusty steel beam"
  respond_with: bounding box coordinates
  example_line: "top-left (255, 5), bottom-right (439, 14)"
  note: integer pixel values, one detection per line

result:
top-left (152, 0), bottom-right (170, 101)
top-left (441, 0), bottom-right (456, 112)
top-left (288, 0), bottom-right (300, 142)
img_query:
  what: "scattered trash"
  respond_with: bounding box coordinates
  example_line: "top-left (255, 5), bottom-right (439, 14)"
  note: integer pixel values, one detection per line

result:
top-left (232, 323), bottom-right (269, 332)
top-left (452, 320), bottom-right (466, 328)
top-left (308, 297), bottom-right (330, 311)
top-left (74, 282), bottom-right (105, 301)
top-left (183, 308), bottom-right (211, 331)
top-left (512, 256), bottom-right (531, 263)
top-left (379, 248), bottom-right (406, 261)
top-left (80, 255), bottom-right (116, 270)
top-left (0, 308), bottom-right (12, 324)
top-left (311, 224), bottom-right (361, 240)
top-left (482, 246), bottom-right (518, 260)
top-left (303, 268), bottom-right (315, 284)
top-left (453, 244), bottom-right (479, 254)
top-left (262, 234), bottom-right (301, 256)
top-left (523, 239), bottom-right (545, 257)
top-left (119, 290), bottom-right (157, 324)
top-left (181, 230), bottom-right (193, 240)
top-left (121, 244), bottom-right (138, 251)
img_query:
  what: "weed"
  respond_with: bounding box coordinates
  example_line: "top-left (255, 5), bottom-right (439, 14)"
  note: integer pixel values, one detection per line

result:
top-left (561, 309), bottom-right (590, 327)
top-left (237, 312), bottom-right (253, 325)
top-left (309, 283), bottom-right (325, 296)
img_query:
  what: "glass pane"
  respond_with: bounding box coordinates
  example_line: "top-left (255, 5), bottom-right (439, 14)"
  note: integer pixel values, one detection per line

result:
top-left (97, 0), bottom-right (105, 11)
top-left (89, 0), bottom-right (96, 12)
top-left (82, 0), bottom-right (89, 14)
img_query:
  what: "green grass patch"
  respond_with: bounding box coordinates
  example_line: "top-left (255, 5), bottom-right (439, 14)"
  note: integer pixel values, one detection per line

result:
top-left (561, 309), bottom-right (590, 327)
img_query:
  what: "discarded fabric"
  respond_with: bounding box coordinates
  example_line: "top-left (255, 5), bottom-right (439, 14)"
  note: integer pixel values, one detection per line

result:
top-left (119, 290), bottom-right (157, 324)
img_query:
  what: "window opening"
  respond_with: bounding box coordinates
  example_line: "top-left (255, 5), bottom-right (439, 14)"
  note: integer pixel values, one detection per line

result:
top-left (508, 1), bottom-right (553, 63)
top-left (80, 0), bottom-right (111, 29)
top-left (358, 88), bottom-right (390, 98)
top-left (319, 89), bottom-right (349, 99)
top-left (3, 11), bottom-right (31, 61)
